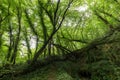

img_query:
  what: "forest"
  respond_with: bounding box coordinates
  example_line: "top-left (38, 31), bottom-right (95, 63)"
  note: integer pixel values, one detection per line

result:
top-left (0, 0), bottom-right (120, 80)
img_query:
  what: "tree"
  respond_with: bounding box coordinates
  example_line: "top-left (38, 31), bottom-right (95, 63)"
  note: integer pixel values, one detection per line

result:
top-left (0, 0), bottom-right (119, 66)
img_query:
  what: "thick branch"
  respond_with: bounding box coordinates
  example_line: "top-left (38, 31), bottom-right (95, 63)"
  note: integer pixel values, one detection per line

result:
top-left (31, 0), bottom-right (73, 65)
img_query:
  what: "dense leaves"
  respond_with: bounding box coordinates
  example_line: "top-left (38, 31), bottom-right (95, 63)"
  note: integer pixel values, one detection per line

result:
top-left (0, 0), bottom-right (120, 80)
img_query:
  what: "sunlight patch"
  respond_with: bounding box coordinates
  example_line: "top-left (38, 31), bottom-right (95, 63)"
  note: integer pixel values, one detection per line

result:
top-left (75, 4), bottom-right (88, 12)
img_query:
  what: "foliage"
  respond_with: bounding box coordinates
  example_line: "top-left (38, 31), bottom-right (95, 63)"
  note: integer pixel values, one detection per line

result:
top-left (0, 0), bottom-right (120, 80)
